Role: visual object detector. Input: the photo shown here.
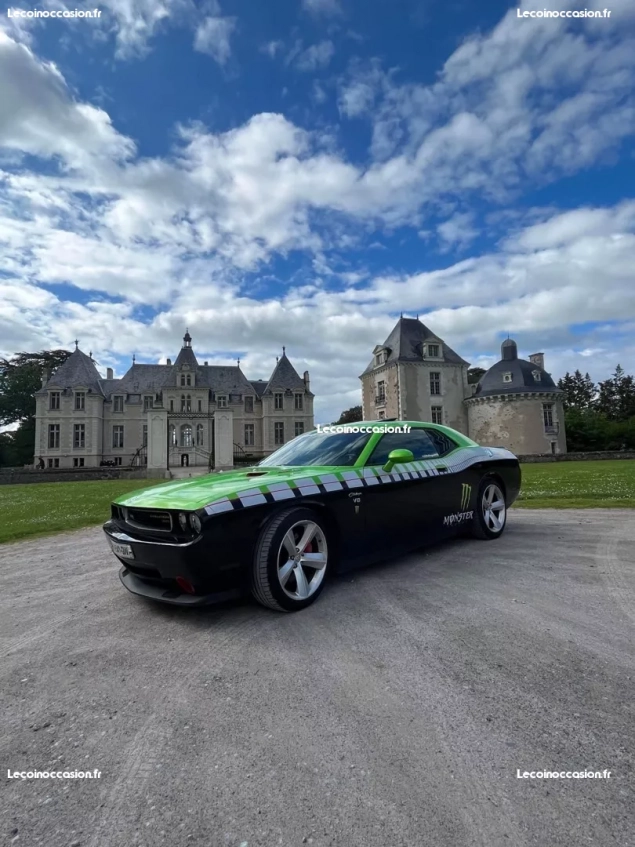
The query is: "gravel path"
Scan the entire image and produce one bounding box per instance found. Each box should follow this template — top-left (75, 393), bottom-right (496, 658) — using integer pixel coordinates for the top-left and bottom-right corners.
top-left (1, 510), bottom-right (634, 847)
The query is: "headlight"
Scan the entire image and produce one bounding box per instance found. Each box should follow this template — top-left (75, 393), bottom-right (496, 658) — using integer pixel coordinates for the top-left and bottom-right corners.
top-left (178, 512), bottom-right (188, 531)
top-left (190, 513), bottom-right (202, 533)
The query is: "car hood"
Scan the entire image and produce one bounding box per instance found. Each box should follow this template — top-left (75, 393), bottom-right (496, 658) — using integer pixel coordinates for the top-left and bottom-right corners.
top-left (115, 466), bottom-right (346, 511)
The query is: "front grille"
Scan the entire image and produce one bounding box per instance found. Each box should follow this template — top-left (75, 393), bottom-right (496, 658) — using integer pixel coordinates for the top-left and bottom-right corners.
top-left (124, 508), bottom-right (173, 533)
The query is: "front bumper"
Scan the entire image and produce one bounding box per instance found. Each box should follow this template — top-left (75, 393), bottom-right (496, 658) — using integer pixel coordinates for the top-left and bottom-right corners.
top-left (103, 520), bottom-right (245, 602)
top-left (119, 567), bottom-right (239, 606)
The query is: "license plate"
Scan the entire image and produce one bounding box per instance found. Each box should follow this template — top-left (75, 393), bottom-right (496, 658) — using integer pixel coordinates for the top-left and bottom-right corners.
top-left (109, 539), bottom-right (134, 560)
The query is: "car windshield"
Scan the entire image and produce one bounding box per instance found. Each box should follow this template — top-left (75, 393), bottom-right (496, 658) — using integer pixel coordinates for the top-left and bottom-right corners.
top-left (258, 431), bottom-right (371, 467)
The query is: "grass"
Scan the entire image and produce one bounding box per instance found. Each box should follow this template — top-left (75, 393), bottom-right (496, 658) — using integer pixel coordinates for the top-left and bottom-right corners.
top-left (515, 459), bottom-right (635, 509)
top-left (0, 478), bottom-right (164, 544)
top-left (0, 459), bottom-right (633, 544)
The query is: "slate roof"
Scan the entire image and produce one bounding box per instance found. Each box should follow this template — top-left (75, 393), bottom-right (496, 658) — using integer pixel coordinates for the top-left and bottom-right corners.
top-left (474, 340), bottom-right (562, 398)
top-left (39, 348), bottom-right (103, 395)
top-left (38, 334), bottom-right (310, 400)
top-left (361, 316), bottom-right (469, 375)
top-left (263, 352), bottom-right (310, 394)
top-left (250, 380), bottom-right (269, 397)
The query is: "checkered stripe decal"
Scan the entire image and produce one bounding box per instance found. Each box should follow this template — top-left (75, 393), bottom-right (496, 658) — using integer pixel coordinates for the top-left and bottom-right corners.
top-left (203, 447), bottom-right (505, 515)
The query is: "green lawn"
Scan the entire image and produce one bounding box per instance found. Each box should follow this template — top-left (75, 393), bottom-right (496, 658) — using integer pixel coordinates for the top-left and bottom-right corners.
top-left (0, 479), bottom-right (164, 544)
top-left (515, 459), bottom-right (635, 509)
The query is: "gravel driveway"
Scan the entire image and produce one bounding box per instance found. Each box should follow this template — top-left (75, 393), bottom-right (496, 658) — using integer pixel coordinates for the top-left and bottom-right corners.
top-left (1, 510), bottom-right (634, 847)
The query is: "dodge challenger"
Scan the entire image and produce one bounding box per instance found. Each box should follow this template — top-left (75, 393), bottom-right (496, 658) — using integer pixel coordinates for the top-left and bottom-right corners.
top-left (103, 421), bottom-right (521, 612)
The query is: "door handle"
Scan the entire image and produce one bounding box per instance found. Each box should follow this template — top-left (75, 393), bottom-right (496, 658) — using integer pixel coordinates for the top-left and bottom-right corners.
top-left (435, 465), bottom-right (448, 473)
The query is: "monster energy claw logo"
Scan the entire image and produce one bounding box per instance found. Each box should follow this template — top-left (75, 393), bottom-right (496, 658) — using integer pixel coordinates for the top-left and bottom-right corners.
top-left (443, 483), bottom-right (474, 527)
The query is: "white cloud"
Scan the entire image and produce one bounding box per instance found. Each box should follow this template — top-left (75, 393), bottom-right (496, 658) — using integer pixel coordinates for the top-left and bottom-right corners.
top-left (261, 39), bottom-right (283, 58)
top-left (194, 12), bottom-right (237, 65)
top-left (0, 32), bottom-right (135, 166)
top-left (294, 40), bottom-right (335, 72)
top-left (302, 0), bottom-right (342, 17)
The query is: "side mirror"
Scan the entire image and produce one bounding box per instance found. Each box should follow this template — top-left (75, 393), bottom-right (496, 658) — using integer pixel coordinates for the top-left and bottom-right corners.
top-left (383, 448), bottom-right (414, 473)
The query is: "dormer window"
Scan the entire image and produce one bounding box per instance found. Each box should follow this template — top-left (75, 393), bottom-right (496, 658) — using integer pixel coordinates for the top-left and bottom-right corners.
top-left (532, 370), bottom-right (542, 382)
top-left (217, 395), bottom-right (227, 408)
top-left (427, 344), bottom-right (440, 358)
top-left (375, 350), bottom-right (387, 367)
top-left (503, 372), bottom-right (513, 383)
top-left (180, 373), bottom-right (192, 387)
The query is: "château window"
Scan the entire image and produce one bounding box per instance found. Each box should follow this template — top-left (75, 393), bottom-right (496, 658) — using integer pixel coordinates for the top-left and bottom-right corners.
top-left (244, 423), bottom-right (255, 446)
top-left (294, 394), bottom-right (303, 410)
top-left (245, 396), bottom-right (254, 413)
top-left (112, 425), bottom-right (124, 449)
top-left (532, 370), bottom-right (542, 382)
top-left (427, 344), bottom-right (440, 358)
top-left (274, 393), bottom-right (284, 410)
top-left (73, 423), bottom-right (85, 448)
top-left (181, 425), bottom-right (193, 447)
top-left (50, 392), bottom-right (60, 410)
top-left (543, 403), bottom-right (555, 430)
top-left (429, 372), bottom-right (441, 396)
top-left (48, 458), bottom-right (60, 468)
top-left (198, 399), bottom-right (202, 412)
top-left (375, 351), bottom-right (387, 366)
top-left (143, 396), bottom-right (153, 411)
top-left (75, 392), bottom-right (86, 411)
top-left (169, 425), bottom-right (177, 446)
top-left (294, 421), bottom-right (305, 437)
top-left (113, 395), bottom-right (124, 412)
top-left (143, 425), bottom-right (148, 446)
top-left (196, 424), bottom-right (204, 446)
top-left (73, 457), bottom-right (85, 468)
top-left (503, 372), bottom-right (513, 383)
top-left (48, 424), bottom-right (60, 449)
top-left (376, 380), bottom-right (386, 403)
top-left (431, 406), bottom-right (443, 424)
top-left (217, 395), bottom-right (227, 408)
top-left (274, 422), bottom-right (284, 445)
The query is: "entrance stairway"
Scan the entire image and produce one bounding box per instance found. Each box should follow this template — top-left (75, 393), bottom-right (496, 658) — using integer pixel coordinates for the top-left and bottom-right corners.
top-left (169, 467), bottom-right (211, 480)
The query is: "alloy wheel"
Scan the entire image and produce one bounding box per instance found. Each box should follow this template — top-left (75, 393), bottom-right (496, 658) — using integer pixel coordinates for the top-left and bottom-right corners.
top-left (482, 483), bottom-right (506, 533)
top-left (277, 520), bottom-right (328, 600)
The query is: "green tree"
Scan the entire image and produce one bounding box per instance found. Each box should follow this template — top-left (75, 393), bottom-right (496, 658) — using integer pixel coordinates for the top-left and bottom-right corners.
top-left (596, 365), bottom-right (635, 421)
top-left (0, 431), bottom-right (18, 467)
top-left (557, 370), bottom-right (596, 411)
top-left (467, 367), bottom-right (486, 385)
top-left (334, 405), bottom-right (363, 424)
top-left (0, 349), bottom-right (71, 426)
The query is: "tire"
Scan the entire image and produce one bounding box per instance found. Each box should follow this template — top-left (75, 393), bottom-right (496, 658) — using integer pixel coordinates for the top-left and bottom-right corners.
top-left (470, 477), bottom-right (507, 540)
top-left (251, 507), bottom-right (330, 612)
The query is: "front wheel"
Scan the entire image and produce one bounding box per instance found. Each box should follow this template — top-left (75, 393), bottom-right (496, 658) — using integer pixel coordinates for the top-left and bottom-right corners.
top-left (470, 478), bottom-right (507, 540)
top-left (251, 507), bottom-right (330, 612)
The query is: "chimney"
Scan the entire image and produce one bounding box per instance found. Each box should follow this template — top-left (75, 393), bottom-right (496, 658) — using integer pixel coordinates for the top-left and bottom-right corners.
top-left (166, 358), bottom-right (172, 366)
top-left (204, 361), bottom-right (208, 366)
top-left (303, 370), bottom-right (310, 391)
top-left (529, 353), bottom-right (544, 370)
top-left (41, 369), bottom-right (50, 387)
top-left (106, 367), bottom-right (113, 380)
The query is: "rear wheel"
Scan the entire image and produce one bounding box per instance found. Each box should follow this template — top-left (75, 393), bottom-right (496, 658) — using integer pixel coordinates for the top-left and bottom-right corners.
top-left (251, 507), bottom-right (330, 612)
top-left (470, 478), bottom-right (507, 540)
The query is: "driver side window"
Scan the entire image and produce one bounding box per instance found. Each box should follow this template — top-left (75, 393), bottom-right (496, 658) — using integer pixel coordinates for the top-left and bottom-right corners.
top-left (367, 430), bottom-right (439, 466)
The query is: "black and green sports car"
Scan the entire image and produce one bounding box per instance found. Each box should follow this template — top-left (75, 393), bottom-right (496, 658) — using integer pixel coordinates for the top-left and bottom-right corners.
top-left (103, 421), bottom-right (520, 612)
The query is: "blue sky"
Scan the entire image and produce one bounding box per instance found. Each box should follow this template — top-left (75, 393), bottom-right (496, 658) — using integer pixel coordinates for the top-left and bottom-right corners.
top-left (1, 0), bottom-right (635, 422)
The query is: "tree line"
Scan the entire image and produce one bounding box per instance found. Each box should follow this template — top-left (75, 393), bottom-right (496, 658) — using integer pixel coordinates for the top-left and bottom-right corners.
top-left (557, 366), bottom-right (635, 451)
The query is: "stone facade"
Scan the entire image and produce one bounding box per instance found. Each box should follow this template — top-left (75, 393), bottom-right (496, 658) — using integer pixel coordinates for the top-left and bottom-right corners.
top-left (360, 317), bottom-right (567, 455)
top-left (34, 331), bottom-right (314, 470)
